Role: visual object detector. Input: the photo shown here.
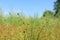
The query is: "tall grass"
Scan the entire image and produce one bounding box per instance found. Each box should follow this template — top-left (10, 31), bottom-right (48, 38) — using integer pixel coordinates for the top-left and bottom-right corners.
top-left (0, 10), bottom-right (60, 40)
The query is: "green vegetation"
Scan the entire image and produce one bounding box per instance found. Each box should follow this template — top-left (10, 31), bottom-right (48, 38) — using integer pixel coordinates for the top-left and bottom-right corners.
top-left (0, 0), bottom-right (60, 40)
top-left (54, 0), bottom-right (60, 17)
top-left (0, 9), bottom-right (60, 40)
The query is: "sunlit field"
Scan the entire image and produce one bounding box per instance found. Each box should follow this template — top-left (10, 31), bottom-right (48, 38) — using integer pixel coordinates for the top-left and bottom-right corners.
top-left (0, 11), bottom-right (60, 40)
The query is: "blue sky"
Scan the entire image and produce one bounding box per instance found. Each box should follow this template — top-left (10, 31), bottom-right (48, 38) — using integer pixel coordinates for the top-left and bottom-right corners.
top-left (0, 0), bottom-right (56, 17)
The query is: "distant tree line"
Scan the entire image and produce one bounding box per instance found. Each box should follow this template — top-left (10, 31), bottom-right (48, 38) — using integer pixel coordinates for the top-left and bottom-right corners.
top-left (43, 0), bottom-right (60, 18)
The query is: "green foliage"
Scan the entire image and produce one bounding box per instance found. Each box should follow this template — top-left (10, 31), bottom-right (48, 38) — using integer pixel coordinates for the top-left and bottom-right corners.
top-left (0, 9), bottom-right (60, 40)
top-left (43, 10), bottom-right (54, 18)
top-left (54, 11), bottom-right (60, 18)
top-left (54, 0), bottom-right (60, 16)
